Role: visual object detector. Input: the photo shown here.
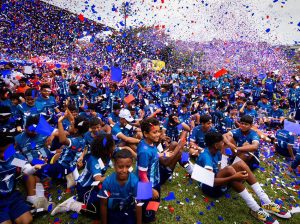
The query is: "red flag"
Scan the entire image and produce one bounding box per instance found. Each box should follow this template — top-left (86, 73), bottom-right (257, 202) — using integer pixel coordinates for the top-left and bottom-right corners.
top-left (213, 68), bottom-right (228, 78)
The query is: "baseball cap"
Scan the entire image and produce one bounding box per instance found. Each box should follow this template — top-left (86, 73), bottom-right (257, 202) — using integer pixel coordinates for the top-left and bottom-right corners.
top-left (119, 109), bottom-right (134, 122)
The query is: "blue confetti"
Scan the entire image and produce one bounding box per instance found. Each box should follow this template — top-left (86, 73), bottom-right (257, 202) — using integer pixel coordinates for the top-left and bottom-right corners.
top-left (266, 28), bottom-right (271, 33)
top-left (70, 212), bottom-right (79, 219)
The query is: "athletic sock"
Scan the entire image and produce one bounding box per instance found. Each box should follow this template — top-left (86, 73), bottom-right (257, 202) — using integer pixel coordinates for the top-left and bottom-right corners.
top-left (238, 189), bottom-right (261, 212)
top-left (251, 182), bottom-right (272, 205)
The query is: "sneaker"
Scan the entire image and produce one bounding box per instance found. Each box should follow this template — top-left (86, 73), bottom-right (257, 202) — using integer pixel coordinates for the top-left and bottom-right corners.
top-left (66, 173), bottom-right (76, 188)
top-left (51, 197), bottom-right (75, 216)
top-left (262, 202), bottom-right (291, 219)
top-left (250, 208), bottom-right (279, 224)
top-left (51, 197), bottom-right (83, 216)
top-left (33, 197), bottom-right (55, 212)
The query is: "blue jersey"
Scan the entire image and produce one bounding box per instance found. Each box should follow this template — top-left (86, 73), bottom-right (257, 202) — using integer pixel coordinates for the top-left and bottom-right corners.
top-left (257, 101), bottom-right (272, 113)
top-left (264, 78), bottom-right (275, 92)
top-left (111, 122), bottom-right (134, 144)
top-left (98, 172), bottom-right (138, 212)
top-left (36, 96), bottom-right (57, 114)
top-left (15, 132), bottom-right (50, 162)
top-left (275, 129), bottom-right (295, 150)
top-left (230, 129), bottom-right (260, 147)
top-left (196, 148), bottom-right (221, 174)
top-left (269, 109), bottom-right (284, 118)
top-left (58, 136), bottom-right (86, 170)
top-left (163, 118), bottom-right (180, 141)
top-left (108, 112), bottom-right (120, 124)
top-left (229, 129), bottom-right (260, 156)
top-left (77, 155), bottom-right (107, 187)
top-left (136, 140), bottom-right (160, 187)
top-left (244, 109), bottom-right (258, 118)
top-left (0, 151), bottom-right (28, 196)
top-left (190, 125), bottom-right (216, 148)
top-left (16, 103), bottom-right (39, 126)
top-left (224, 116), bottom-right (236, 130)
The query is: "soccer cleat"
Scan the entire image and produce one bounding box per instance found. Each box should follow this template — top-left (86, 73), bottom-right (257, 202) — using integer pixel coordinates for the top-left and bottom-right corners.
top-left (250, 208), bottom-right (279, 224)
top-left (262, 202), bottom-right (291, 219)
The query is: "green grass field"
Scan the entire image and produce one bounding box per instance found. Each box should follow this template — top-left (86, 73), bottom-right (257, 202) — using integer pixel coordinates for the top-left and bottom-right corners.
top-left (26, 148), bottom-right (300, 224)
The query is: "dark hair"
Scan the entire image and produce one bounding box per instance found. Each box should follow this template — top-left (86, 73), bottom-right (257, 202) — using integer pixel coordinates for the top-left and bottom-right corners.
top-left (200, 114), bottom-right (212, 124)
top-left (168, 113), bottom-right (178, 125)
top-left (11, 93), bottom-right (20, 101)
top-left (74, 116), bottom-right (89, 134)
top-left (0, 105), bottom-right (11, 114)
top-left (89, 117), bottom-right (101, 127)
top-left (24, 88), bottom-right (38, 98)
top-left (113, 149), bottom-right (133, 162)
top-left (70, 84), bottom-right (79, 93)
top-left (25, 115), bottom-right (39, 128)
top-left (205, 132), bottom-right (224, 147)
top-left (19, 77), bottom-right (27, 83)
top-left (68, 104), bottom-right (78, 112)
top-left (91, 133), bottom-right (115, 163)
top-left (0, 129), bottom-right (16, 147)
top-left (113, 103), bottom-right (121, 110)
top-left (141, 117), bottom-right (160, 135)
top-left (240, 115), bottom-right (253, 125)
top-left (40, 84), bottom-right (51, 89)
top-left (87, 103), bottom-right (97, 111)
top-left (246, 101), bottom-right (255, 106)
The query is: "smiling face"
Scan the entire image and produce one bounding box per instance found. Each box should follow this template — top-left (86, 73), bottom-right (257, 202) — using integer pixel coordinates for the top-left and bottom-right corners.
top-left (115, 158), bottom-right (133, 182)
top-left (41, 88), bottom-right (51, 99)
top-left (143, 125), bottom-right (161, 143)
top-left (25, 96), bottom-right (36, 107)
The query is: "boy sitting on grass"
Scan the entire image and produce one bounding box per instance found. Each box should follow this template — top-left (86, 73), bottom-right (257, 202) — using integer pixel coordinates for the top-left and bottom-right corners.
top-left (196, 131), bottom-right (291, 224)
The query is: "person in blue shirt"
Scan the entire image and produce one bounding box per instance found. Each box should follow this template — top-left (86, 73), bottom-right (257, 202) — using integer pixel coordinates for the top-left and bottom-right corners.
top-left (136, 117), bottom-right (161, 223)
top-left (223, 105), bottom-right (239, 132)
top-left (108, 103), bottom-right (121, 126)
top-left (266, 102), bottom-right (285, 129)
top-left (0, 128), bottom-right (47, 224)
top-left (79, 103), bottom-right (101, 121)
top-left (16, 88), bottom-right (39, 127)
top-left (189, 115), bottom-right (216, 157)
top-left (37, 112), bottom-right (89, 188)
top-left (195, 132), bottom-right (289, 223)
top-left (68, 84), bottom-right (82, 109)
top-left (51, 133), bottom-right (115, 217)
top-left (240, 101), bottom-right (258, 119)
top-left (263, 72), bottom-right (276, 100)
top-left (257, 95), bottom-right (272, 125)
top-left (275, 123), bottom-right (296, 159)
top-left (223, 115), bottom-right (260, 170)
top-left (99, 149), bottom-right (142, 224)
top-left (111, 109), bottom-right (140, 150)
top-left (162, 113), bottom-right (190, 142)
top-left (0, 105), bottom-right (22, 133)
top-left (35, 84), bottom-right (59, 118)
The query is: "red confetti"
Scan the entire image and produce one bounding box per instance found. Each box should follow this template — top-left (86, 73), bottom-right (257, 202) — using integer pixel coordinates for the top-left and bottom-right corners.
top-left (78, 14), bottom-right (84, 22)
top-left (204, 197), bottom-right (210, 203)
top-left (213, 68), bottom-right (228, 78)
top-left (81, 204), bottom-right (87, 210)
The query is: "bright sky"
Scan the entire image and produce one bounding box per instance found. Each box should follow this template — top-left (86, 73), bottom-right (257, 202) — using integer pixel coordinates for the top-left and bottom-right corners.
top-left (43, 0), bottom-right (300, 45)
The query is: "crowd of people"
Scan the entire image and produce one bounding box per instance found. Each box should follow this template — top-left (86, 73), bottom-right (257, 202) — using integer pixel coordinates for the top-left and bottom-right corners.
top-left (0, 1), bottom-right (300, 224)
top-left (0, 61), bottom-right (299, 224)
